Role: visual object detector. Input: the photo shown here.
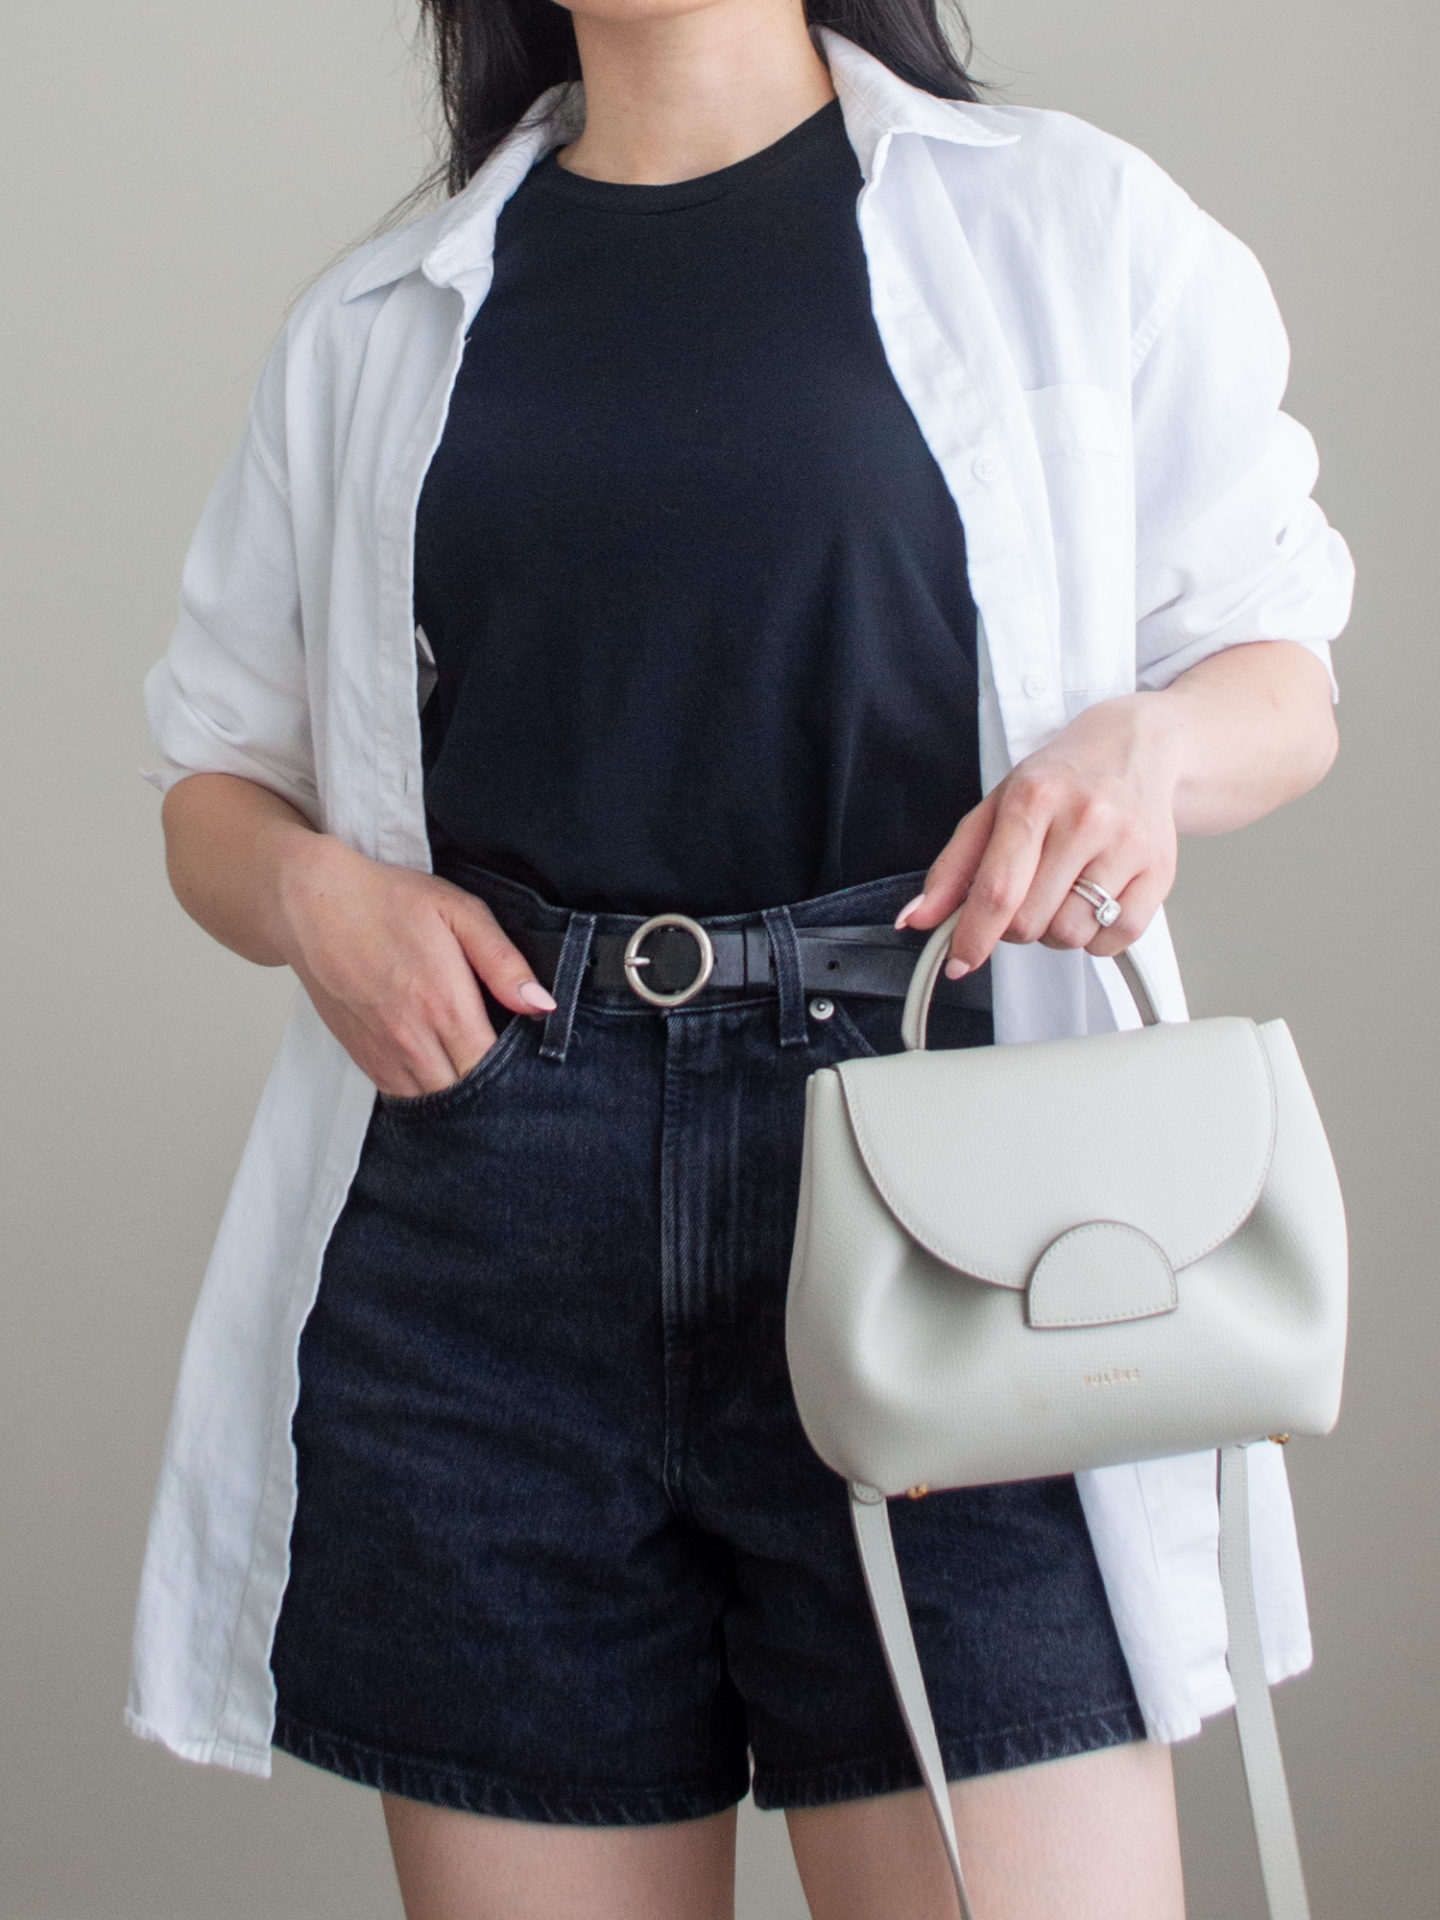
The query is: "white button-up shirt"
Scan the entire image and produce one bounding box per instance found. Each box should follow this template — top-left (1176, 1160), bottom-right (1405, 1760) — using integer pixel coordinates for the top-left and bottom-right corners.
top-left (129, 28), bottom-right (1355, 1772)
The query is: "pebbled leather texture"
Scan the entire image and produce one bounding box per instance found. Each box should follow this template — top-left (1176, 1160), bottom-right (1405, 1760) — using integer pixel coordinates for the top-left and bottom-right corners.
top-left (1026, 1220), bottom-right (1177, 1328)
top-left (835, 1014), bottom-right (1276, 1287)
top-left (785, 920), bottom-right (1348, 1503)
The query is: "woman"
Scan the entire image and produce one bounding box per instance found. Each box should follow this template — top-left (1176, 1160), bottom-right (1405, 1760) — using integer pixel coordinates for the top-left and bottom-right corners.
top-left (129, 0), bottom-right (1353, 1913)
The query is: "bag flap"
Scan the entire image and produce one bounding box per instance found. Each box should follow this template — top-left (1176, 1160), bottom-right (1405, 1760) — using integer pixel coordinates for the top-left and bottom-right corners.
top-left (834, 1016), bottom-right (1276, 1288)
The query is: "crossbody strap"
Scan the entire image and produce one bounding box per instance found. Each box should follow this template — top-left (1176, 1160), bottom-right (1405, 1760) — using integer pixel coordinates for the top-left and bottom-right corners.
top-left (849, 1445), bottom-right (1311, 1920)
top-left (1216, 1445), bottom-right (1312, 1919)
top-left (850, 1485), bottom-right (979, 1919)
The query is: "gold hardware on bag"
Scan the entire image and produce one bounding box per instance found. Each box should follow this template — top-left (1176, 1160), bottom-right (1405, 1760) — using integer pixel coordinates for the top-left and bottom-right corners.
top-left (905, 1485), bottom-right (930, 1499)
top-left (1267, 1433), bottom-right (1291, 1445)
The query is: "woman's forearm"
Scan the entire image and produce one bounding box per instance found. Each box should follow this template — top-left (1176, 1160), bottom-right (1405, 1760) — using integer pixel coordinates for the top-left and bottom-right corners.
top-left (1130, 638), bottom-right (1338, 835)
top-left (159, 772), bottom-right (328, 967)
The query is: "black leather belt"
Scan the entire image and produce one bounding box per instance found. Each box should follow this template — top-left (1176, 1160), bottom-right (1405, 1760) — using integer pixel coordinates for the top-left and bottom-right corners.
top-left (506, 918), bottom-right (991, 1011)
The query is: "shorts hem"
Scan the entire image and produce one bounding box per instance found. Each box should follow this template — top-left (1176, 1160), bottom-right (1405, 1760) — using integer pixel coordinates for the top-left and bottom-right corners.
top-left (751, 1701), bottom-right (1148, 1811)
top-left (272, 1710), bottom-right (750, 1827)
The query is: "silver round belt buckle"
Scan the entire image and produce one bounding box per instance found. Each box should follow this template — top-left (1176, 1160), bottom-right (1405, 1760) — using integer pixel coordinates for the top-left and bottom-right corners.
top-left (622, 912), bottom-right (716, 1008)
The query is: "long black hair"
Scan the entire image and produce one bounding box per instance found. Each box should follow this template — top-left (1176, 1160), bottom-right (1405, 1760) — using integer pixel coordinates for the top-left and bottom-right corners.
top-left (417, 0), bottom-right (983, 195)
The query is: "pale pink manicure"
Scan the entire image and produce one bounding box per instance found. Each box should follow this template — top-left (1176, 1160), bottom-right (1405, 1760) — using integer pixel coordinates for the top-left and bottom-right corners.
top-left (944, 957), bottom-right (971, 980)
top-left (894, 892), bottom-right (928, 930)
top-left (518, 980), bottom-right (558, 1012)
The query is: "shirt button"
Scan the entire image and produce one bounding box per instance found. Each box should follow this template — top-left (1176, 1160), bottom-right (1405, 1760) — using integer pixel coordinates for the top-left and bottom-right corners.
top-left (886, 277), bottom-right (909, 302)
top-left (972, 453), bottom-right (1001, 484)
top-left (1022, 672), bottom-right (1049, 699)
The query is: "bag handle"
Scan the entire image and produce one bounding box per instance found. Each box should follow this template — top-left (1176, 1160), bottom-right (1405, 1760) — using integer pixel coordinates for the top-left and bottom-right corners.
top-left (900, 906), bottom-right (1163, 1050)
top-left (851, 1446), bottom-right (1311, 1920)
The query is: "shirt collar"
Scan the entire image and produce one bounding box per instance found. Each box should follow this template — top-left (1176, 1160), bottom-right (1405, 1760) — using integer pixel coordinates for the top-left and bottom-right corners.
top-left (341, 28), bottom-right (1016, 303)
top-left (815, 26), bottom-right (1018, 175)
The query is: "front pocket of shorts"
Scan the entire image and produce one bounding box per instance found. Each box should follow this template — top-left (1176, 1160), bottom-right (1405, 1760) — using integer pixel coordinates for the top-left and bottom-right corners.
top-left (825, 998), bottom-right (890, 1061)
top-left (376, 1011), bottom-right (531, 1121)
top-left (828, 994), bottom-right (992, 1061)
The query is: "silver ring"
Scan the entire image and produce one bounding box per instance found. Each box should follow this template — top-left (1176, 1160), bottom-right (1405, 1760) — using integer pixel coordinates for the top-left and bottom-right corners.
top-left (1070, 877), bottom-right (1123, 929)
top-left (622, 913), bottom-right (716, 1007)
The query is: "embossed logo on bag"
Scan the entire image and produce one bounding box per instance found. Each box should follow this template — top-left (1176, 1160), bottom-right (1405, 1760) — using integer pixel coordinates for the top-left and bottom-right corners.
top-left (1082, 1366), bottom-right (1141, 1387)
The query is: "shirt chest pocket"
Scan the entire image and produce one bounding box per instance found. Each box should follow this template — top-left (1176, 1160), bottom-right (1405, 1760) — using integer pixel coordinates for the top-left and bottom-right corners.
top-left (1022, 384), bottom-right (1136, 692)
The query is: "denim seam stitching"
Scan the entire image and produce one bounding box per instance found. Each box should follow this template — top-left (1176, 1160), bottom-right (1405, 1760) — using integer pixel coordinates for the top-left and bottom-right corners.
top-left (272, 1709), bottom-right (749, 1822)
top-left (376, 1011), bottom-right (531, 1119)
top-left (751, 1700), bottom-right (1147, 1807)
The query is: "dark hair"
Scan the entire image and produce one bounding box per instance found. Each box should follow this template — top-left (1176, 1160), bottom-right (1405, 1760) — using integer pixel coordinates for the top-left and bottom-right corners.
top-left (416, 0), bottom-right (983, 195)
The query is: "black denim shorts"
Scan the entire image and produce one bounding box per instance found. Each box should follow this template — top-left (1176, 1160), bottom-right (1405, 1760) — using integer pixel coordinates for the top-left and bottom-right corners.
top-left (269, 865), bottom-right (1145, 1823)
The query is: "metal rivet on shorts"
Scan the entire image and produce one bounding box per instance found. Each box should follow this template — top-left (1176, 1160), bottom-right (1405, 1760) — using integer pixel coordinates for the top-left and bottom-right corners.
top-left (808, 997), bottom-right (834, 1020)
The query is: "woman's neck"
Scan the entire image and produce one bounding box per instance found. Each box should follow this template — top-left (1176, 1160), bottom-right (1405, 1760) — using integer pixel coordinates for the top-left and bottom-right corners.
top-left (555, 0), bottom-right (835, 185)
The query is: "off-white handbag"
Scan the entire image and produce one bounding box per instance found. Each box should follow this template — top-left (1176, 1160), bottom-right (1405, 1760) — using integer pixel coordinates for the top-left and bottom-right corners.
top-left (785, 907), bottom-right (1347, 1920)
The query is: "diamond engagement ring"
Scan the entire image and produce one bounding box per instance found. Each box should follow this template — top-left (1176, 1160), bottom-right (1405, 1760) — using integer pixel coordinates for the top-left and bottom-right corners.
top-left (1070, 877), bottom-right (1123, 928)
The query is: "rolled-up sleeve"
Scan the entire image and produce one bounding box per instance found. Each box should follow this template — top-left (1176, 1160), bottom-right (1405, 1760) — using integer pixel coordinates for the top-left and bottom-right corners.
top-left (140, 331), bottom-right (319, 822)
top-left (1131, 206), bottom-right (1355, 698)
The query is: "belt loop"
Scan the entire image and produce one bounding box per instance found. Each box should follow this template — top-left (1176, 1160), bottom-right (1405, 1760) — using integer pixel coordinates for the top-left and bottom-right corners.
top-left (538, 912), bottom-right (596, 1064)
top-left (762, 905), bottom-right (808, 1048)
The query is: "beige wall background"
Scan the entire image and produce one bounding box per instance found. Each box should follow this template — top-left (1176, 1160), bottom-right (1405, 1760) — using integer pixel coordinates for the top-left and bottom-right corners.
top-left (2, 0), bottom-right (1433, 1913)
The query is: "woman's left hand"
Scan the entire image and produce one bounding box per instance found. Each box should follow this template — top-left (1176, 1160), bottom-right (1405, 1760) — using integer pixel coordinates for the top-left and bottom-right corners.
top-left (895, 641), bottom-right (1339, 977)
top-left (896, 694), bottom-right (1180, 974)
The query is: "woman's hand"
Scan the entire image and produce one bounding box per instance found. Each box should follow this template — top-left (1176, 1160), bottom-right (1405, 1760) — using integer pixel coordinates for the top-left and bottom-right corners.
top-left (274, 837), bottom-right (556, 1097)
top-left (159, 773), bottom-right (556, 1098)
top-left (895, 640), bottom-right (1338, 976)
top-left (896, 695), bottom-right (1181, 973)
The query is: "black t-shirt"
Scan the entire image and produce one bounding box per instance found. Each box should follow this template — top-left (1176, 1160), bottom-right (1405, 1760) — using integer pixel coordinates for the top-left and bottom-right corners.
top-left (414, 95), bottom-right (982, 916)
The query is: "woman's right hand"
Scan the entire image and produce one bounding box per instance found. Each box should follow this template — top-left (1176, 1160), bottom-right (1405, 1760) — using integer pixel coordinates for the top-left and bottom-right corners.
top-left (158, 772), bottom-right (556, 1099)
top-left (274, 834), bottom-right (556, 1098)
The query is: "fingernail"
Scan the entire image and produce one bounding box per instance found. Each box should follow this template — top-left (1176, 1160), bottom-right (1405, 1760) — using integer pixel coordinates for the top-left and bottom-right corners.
top-left (944, 957), bottom-right (970, 980)
top-left (894, 892), bottom-right (928, 930)
top-left (518, 980), bottom-right (557, 1012)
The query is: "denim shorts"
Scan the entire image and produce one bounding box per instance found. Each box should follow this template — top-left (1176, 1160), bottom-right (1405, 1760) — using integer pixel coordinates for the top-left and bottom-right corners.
top-left (269, 865), bottom-right (1146, 1823)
